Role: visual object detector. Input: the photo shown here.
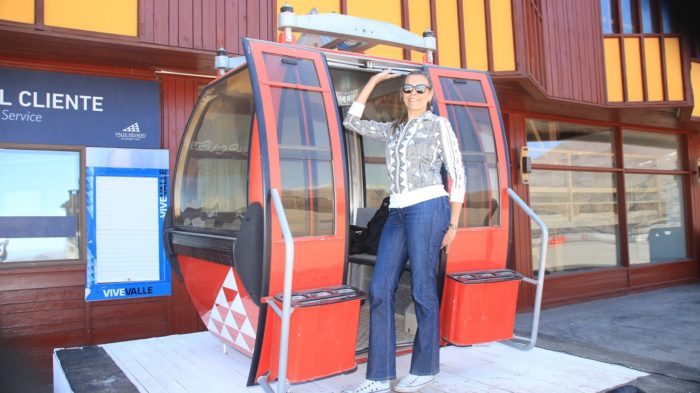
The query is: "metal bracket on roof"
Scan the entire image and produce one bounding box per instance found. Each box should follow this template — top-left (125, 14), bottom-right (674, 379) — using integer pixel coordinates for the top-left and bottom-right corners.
top-left (278, 4), bottom-right (436, 62)
top-left (215, 49), bottom-right (246, 76)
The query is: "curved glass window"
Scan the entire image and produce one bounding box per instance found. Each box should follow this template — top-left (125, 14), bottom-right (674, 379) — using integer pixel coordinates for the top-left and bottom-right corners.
top-left (273, 87), bottom-right (334, 237)
top-left (174, 69), bottom-right (253, 232)
top-left (439, 77), bottom-right (486, 103)
top-left (444, 103), bottom-right (500, 227)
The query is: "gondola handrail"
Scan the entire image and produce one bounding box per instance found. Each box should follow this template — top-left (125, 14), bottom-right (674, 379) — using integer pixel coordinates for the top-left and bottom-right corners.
top-left (259, 189), bottom-right (295, 393)
top-left (506, 187), bottom-right (548, 351)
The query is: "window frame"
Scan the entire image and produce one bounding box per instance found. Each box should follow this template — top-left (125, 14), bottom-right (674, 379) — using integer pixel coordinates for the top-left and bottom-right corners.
top-left (525, 115), bottom-right (692, 274)
top-left (600, 0), bottom-right (684, 102)
top-left (0, 143), bottom-right (86, 268)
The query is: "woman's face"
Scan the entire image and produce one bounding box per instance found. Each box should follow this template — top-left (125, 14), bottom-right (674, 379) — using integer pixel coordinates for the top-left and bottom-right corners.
top-left (401, 74), bottom-right (434, 114)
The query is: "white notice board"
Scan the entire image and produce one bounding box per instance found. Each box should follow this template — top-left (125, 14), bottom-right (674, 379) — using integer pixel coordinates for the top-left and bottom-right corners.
top-left (95, 176), bottom-right (159, 283)
top-left (85, 147), bottom-right (170, 302)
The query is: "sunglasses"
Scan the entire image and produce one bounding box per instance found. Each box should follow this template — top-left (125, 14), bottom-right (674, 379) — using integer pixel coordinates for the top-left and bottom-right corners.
top-left (402, 84), bottom-right (430, 94)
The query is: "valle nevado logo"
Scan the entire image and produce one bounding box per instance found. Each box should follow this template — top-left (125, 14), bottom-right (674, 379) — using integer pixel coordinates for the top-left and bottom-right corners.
top-left (115, 122), bottom-right (147, 141)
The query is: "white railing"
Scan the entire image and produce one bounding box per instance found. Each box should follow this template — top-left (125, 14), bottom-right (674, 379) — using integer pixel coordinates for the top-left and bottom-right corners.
top-left (506, 187), bottom-right (548, 350)
top-left (258, 189), bottom-right (295, 393)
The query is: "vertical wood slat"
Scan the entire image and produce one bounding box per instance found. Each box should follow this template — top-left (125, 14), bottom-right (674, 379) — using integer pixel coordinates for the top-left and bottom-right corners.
top-left (201, 0), bottom-right (216, 50)
top-left (192, 0), bottom-right (202, 49)
top-left (178, 0), bottom-right (193, 47)
top-left (402, 0), bottom-right (412, 61)
top-left (484, 0), bottom-right (494, 72)
top-left (153, 0), bottom-right (169, 45)
top-left (139, 0), bottom-right (154, 42)
top-left (215, 0), bottom-right (225, 51)
top-left (581, 0), bottom-right (593, 102)
top-left (247, 1), bottom-right (260, 45)
top-left (568, 1), bottom-right (581, 101)
top-left (168, 0), bottom-right (178, 46)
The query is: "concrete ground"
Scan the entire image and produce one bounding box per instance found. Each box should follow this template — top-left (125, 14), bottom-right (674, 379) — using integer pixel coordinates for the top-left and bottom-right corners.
top-left (514, 282), bottom-right (700, 393)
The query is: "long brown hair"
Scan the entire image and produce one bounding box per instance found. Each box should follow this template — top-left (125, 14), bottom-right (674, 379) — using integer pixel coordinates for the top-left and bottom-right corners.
top-left (392, 70), bottom-right (434, 131)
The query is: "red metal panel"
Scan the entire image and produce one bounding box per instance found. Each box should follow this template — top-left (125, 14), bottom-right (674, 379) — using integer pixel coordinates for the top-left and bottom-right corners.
top-left (244, 39), bottom-right (349, 381)
top-left (426, 67), bottom-right (511, 273)
top-left (246, 41), bottom-right (347, 294)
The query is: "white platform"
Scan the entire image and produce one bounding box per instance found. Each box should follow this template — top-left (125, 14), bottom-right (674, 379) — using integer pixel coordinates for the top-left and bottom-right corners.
top-left (55, 332), bottom-right (647, 392)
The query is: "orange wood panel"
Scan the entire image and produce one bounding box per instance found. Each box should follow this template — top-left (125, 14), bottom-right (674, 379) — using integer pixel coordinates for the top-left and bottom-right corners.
top-left (624, 37), bottom-right (644, 102)
top-left (664, 37), bottom-right (684, 101)
top-left (490, 0), bottom-right (515, 71)
top-left (692, 61), bottom-right (700, 118)
top-left (604, 37), bottom-right (624, 102)
top-left (408, 0), bottom-right (432, 62)
top-left (643, 37), bottom-right (664, 101)
top-left (463, 0), bottom-right (488, 71)
top-left (0, 0), bottom-right (34, 23)
top-left (44, 0), bottom-right (137, 36)
top-left (435, 0), bottom-right (461, 68)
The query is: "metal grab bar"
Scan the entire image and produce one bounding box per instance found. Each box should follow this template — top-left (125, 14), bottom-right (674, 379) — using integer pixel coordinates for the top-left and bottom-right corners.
top-left (258, 189), bottom-right (295, 393)
top-left (505, 187), bottom-right (548, 351)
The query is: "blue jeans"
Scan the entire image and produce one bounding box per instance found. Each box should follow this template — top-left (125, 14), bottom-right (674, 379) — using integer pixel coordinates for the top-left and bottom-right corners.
top-left (366, 196), bottom-right (449, 381)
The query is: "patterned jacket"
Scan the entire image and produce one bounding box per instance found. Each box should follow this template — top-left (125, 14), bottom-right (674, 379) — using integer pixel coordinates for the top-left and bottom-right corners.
top-left (344, 102), bottom-right (466, 208)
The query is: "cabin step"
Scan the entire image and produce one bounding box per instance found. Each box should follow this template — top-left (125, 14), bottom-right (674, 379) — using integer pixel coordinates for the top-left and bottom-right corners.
top-left (268, 285), bottom-right (365, 383)
top-left (441, 269), bottom-right (522, 346)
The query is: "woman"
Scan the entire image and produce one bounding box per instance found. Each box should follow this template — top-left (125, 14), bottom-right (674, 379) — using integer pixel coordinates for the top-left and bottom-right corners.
top-left (343, 69), bottom-right (466, 393)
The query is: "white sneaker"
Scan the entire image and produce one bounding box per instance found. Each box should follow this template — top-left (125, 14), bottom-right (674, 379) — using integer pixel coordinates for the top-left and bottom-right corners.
top-left (393, 374), bottom-right (434, 392)
top-left (343, 379), bottom-right (390, 393)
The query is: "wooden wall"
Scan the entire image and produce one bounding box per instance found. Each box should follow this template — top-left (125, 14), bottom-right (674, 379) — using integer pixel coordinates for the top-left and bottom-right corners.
top-left (540, 0), bottom-right (606, 104)
top-left (139, 0), bottom-right (275, 54)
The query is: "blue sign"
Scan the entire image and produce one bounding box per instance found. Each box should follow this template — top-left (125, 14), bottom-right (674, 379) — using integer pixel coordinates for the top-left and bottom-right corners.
top-left (0, 67), bottom-right (160, 148)
top-left (85, 148), bottom-right (171, 301)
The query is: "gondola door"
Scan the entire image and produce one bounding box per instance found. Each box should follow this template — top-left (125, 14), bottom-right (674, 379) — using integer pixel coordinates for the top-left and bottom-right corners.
top-left (425, 66), bottom-right (510, 273)
top-left (243, 39), bottom-right (348, 383)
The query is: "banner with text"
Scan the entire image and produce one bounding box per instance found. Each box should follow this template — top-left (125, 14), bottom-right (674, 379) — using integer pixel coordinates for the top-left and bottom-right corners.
top-left (0, 67), bottom-right (160, 148)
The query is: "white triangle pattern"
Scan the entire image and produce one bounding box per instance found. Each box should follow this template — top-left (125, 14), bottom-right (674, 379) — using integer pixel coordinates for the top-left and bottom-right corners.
top-left (235, 332), bottom-right (251, 351)
top-left (223, 269), bottom-right (238, 290)
top-left (205, 267), bottom-right (257, 356)
top-left (215, 289), bottom-right (228, 307)
top-left (231, 293), bottom-right (245, 314)
top-left (224, 308), bottom-right (239, 330)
